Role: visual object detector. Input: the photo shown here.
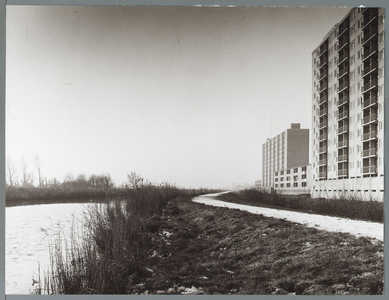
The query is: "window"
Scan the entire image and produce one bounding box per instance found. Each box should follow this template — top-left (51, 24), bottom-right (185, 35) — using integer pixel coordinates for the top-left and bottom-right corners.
top-left (350, 24), bottom-right (356, 35)
top-left (293, 182), bottom-right (298, 187)
top-left (379, 67), bottom-right (384, 78)
top-left (302, 166), bottom-right (307, 172)
top-left (350, 54), bottom-right (356, 65)
top-left (293, 168), bottom-right (298, 173)
top-left (287, 169), bottom-right (291, 174)
top-left (357, 64), bottom-right (363, 75)
top-left (379, 85), bottom-right (384, 96)
top-left (302, 182), bottom-right (307, 187)
top-left (357, 49), bottom-right (363, 60)
top-left (358, 18), bottom-right (363, 28)
top-left (280, 183), bottom-right (284, 188)
top-left (357, 33), bottom-right (363, 44)
top-left (280, 170), bottom-right (284, 175)
top-left (280, 177), bottom-right (284, 182)
top-left (287, 183), bottom-right (291, 187)
top-left (350, 39), bottom-right (355, 49)
top-left (378, 49), bottom-right (384, 61)
top-left (275, 184), bottom-right (278, 188)
top-left (275, 171), bottom-right (278, 176)
top-left (286, 176), bottom-right (290, 181)
top-left (380, 13), bottom-right (385, 25)
top-left (350, 84), bottom-right (356, 94)
top-left (379, 32), bottom-right (384, 43)
top-left (275, 178), bottom-right (278, 182)
top-left (351, 10), bottom-right (356, 20)
top-left (302, 174), bottom-right (307, 179)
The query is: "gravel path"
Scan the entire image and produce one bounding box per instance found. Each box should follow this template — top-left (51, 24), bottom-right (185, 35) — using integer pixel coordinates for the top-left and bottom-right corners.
top-left (193, 192), bottom-right (383, 241)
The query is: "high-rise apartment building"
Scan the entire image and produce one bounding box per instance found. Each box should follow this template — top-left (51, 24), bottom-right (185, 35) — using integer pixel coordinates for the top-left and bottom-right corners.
top-left (262, 123), bottom-right (309, 188)
top-left (312, 7), bottom-right (385, 199)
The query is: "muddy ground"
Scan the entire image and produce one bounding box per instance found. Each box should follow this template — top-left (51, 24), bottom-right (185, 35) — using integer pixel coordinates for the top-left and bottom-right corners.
top-left (129, 197), bottom-right (383, 295)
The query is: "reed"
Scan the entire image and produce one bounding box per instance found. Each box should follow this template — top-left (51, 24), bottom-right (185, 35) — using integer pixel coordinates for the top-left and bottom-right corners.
top-left (43, 184), bottom-right (218, 294)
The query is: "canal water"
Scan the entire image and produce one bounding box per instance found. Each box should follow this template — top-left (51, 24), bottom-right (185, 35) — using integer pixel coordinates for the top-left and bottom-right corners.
top-left (5, 202), bottom-right (96, 294)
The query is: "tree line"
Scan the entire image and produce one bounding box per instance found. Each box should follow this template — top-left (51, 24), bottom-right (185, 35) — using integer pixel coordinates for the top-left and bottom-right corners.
top-left (6, 154), bottom-right (114, 190)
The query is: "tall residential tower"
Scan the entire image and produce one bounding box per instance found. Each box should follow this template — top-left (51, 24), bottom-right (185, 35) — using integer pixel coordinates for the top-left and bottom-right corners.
top-left (312, 7), bottom-right (385, 199)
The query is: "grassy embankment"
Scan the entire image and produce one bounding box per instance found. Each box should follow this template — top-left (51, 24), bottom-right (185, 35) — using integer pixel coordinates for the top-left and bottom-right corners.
top-left (216, 189), bottom-right (383, 223)
top-left (40, 189), bottom-right (383, 295)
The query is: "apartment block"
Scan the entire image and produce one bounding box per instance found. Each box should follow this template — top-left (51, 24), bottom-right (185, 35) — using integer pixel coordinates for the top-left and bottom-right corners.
top-left (262, 123), bottom-right (309, 188)
top-left (274, 164), bottom-right (312, 195)
top-left (312, 7), bottom-right (385, 199)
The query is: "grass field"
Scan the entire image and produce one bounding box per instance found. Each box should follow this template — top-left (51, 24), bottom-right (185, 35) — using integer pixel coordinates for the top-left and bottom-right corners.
top-left (123, 197), bottom-right (383, 295)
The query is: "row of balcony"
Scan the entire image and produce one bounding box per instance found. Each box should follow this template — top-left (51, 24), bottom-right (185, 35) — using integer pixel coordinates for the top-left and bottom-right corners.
top-left (317, 166), bottom-right (377, 178)
top-left (362, 11), bottom-right (377, 29)
top-left (319, 81), bottom-right (328, 92)
top-left (338, 81), bottom-right (349, 93)
top-left (319, 119), bottom-right (327, 129)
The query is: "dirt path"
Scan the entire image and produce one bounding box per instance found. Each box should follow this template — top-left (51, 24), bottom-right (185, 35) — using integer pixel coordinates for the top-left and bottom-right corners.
top-left (193, 192), bottom-right (383, 241)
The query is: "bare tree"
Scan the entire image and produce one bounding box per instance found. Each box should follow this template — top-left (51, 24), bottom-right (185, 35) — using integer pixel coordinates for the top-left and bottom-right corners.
top-left (6, 156), bottom-right (17, 187)
top-left (127, 172), bottom-right (143, 189)
top-left (20, 156), bottom-right (33, 187)
top-left (32, 153), bottom-right (44, 188)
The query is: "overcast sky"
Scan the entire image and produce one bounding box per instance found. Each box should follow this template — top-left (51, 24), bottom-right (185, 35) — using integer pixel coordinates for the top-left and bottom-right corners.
top-left (6, 5), bottom-right (351, 188)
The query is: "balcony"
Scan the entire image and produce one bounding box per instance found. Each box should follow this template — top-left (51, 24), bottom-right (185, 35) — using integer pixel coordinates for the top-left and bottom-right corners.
top-left (318, 158), bottom-right (327, 166)
top-left (338, 36), bottom-right (349, 50)
top-left (318, 172), bottom-right (327, 179)
top-left (338, 67), bottom-right (348, 79)
top-left (362, 165), bottom-right (377, 174)
top-left (319, 119), bottom-right (328, 129)
top-left (362, 148), bottom-right (377, 158)
top-left (338, 52), bottom-right (349, 65)
top-left (319, 107), bottom-right (328, 116)
top-left (362, 14), bottom-right (377, 29)
top-left (337, 110), bottom-right (349, 121)
top-left (362, 113), bottom-right (377, 125)
top-left (318, 146), bottom-right (327, 154)
top-left (319, 44), bottom-right (327, 57)
top-left (362, 31), bottom-right (377, 45)
top-left (319, 57), bottom-right (328, 69)
top-left (338, 81), bottom-right (349, 93)
top-left (337, 140), bottom-right (348, 148)
top-left (319, 94), bottom-right (328, 105)
top-left (337, 124), bottom-right (349, 134)
top-left (362, 79), bottom-right (378, 93)
top-left (362, 130), bottom-right (377, 141)
top-left (336, 154), bottom-right (348, 162)
top-left (319, 70), bottom-right (328, 80)
top-left (362, 96), bottom-right (377, 109)
top-left (319, 132), bottom-right (327, 141)
top-left (337, 169), bottom-right (348, 177)
top-left (338, 95), bottom-right (349, 107)
top-left (319, 81), bottom-right (328, 93)
top-left (362, 62), bottom-right (378, 77)
top-left (362, 45), bottom-right (378, 62)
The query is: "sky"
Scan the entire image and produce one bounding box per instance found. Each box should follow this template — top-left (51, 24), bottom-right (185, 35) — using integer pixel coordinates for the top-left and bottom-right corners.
top-left (6, 5), bottom-right (351, 189)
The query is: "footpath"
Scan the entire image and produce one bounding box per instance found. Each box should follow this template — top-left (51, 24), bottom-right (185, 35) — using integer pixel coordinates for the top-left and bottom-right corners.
top-left (193, 192), bottom-right (383, 241)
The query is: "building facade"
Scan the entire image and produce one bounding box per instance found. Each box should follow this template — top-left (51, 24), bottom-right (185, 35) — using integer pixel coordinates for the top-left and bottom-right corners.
top-left (262, 123), bottom-right (309, 188)
top-left (311, 7), bottom-right (385, 200)
top-left (274, 164), bottom-right (312, 195)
